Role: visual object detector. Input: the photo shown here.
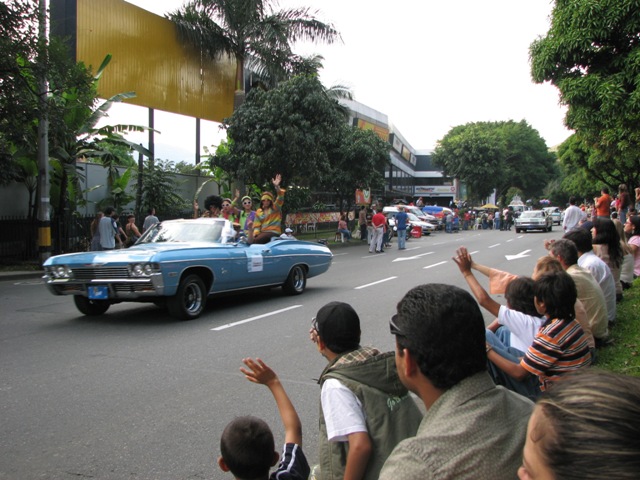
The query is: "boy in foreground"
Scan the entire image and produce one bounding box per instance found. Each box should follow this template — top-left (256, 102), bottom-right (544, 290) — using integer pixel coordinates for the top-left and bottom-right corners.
top-left (218, 358), bottom-right (309, 480)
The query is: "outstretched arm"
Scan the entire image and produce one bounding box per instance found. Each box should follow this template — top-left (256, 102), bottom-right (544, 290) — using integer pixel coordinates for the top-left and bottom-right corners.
top-left (470, 259), bottom-right (492, 278)
top-left (486, 345), bottom-right (529, 381)
top-left (240, 358), bottom-right (302, 446)
top-left (453, 247), bottom-right (501, 317)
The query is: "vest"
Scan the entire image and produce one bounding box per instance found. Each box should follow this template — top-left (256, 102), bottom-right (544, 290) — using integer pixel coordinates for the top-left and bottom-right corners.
top-left (317, 348), bottom-right (423, 480)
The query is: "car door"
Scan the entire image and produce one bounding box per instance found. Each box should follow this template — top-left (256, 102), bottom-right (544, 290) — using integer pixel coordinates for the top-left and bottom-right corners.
top-left (220, 241), bottom-right (280, 290)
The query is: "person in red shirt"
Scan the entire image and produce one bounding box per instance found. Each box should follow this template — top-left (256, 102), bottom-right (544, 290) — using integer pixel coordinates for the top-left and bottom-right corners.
top-left (369, 208), bottom-right (387, 253)
top-left (594, 187), bottom-right (612, 218)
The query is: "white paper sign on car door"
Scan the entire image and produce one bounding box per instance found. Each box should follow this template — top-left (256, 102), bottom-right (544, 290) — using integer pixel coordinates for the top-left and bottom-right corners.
top-left (248, 253), bottom-right (263, 272)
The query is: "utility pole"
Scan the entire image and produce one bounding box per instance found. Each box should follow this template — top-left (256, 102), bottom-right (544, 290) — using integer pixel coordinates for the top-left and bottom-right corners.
top-left (37, 0), bottom-right (51, 264)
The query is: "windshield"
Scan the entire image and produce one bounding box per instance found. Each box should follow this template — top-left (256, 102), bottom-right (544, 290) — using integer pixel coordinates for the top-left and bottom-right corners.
top-left (137, 219), bottom-right (235, 244)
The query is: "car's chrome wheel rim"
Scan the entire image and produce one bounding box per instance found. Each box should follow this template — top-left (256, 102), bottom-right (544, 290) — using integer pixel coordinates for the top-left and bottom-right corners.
top-left (184, 283), bottom-right (203, 314)
top-left (292, 267), bottom-right (304, 291)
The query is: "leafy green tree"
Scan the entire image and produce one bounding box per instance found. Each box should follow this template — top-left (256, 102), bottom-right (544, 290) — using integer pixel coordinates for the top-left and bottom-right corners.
top-left (168, 0), bottom-right (339, 108)
top-left (433, 123), bottom-right (507, 201)
top-left (219, 74), bottom-right (346, 187)
top-left (433, 121), bottom-right (557, 204)
top-left (324, 127), bottom-right (389, 213)
top-left (0, 0), bottom-right (39, 185)
top-left (135, 159), bottom-right (190, 217)
top-left (530, 0), bottom-right (640, 191)
top-left (498, 121), bottom-right (557, 201)
top-left (556, 134), bottom-right (601, 199)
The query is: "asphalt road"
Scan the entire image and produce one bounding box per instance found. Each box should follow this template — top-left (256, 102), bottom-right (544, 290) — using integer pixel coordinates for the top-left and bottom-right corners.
top-left (0, 227), bottom-right (564, 479)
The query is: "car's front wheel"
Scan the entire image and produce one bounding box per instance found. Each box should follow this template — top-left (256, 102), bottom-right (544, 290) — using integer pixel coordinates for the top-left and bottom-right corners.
top-left (283, 265), bottom-right (306, 295)
top-left (168, 274), bottom-right (207, 320)
top-left (74, 295), bottom-right (110, 316)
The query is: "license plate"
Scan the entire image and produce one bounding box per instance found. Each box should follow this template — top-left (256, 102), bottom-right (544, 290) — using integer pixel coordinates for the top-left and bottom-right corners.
top-left (88, 286), bottom-right (109, 299)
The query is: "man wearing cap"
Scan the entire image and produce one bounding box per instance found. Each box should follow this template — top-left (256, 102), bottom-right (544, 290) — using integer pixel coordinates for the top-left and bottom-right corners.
top-left (379, 284), bottom-right (532, 480)
top-left (253, 174), bottom-right (285, 244)
top-left (310, 302), bottom-right (422, 480)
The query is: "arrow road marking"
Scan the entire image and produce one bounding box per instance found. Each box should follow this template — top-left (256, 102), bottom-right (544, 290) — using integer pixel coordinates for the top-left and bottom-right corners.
top-left (393, 252), bottom-right (434, 262)
top-left (505, 249), bottom-right (531, 261)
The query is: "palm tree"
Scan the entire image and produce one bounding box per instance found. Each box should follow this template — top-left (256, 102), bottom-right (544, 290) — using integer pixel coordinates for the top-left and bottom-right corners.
top-left (168, 0), bottom-right (340, 109)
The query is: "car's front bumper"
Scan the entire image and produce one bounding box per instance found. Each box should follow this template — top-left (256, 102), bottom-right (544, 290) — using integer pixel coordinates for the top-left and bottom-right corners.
top-left (44, 268), bottom-right (165, 299)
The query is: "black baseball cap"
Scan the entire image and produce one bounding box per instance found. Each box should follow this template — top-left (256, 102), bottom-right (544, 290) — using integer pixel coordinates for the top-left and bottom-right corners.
top-left (315, 301), bottom-right (361, 353)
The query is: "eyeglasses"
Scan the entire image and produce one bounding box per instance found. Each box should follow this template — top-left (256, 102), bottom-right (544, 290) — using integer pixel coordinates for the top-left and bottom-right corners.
top-left (311, 317), bottom-right (318, 331)
top-left (222, 203), bottom-right (230, 208)
top-left (389, 314), bottom-right (405, 336)
top-left (243, 201), bottom-right (252, 205)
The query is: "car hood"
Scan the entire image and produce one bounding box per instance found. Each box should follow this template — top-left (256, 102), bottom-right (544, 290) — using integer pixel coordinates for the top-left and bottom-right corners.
top-left (43, 242), bottom-right (228, 265)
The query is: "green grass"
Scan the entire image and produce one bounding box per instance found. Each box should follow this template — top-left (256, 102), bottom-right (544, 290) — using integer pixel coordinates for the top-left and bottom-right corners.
top-left (596, 279), bottom-right (640, 377)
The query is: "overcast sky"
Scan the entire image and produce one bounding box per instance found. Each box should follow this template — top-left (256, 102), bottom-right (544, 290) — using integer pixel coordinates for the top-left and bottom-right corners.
top-left (116, 0), bottom-right (569, 162)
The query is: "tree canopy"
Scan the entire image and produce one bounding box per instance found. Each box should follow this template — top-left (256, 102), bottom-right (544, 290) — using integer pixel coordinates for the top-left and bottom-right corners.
top-left (530, 0), bottom-right (640, 190)
top-left (218, 74), bottom-right (346, 186)
top-left (432, 120), bottom-right (556, 203)
top-left (215, 74), bottom-right (388, 202)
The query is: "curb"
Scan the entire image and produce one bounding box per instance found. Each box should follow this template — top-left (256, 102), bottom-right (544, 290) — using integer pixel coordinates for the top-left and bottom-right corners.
top-left (0, 271), bottom-right (44, 282)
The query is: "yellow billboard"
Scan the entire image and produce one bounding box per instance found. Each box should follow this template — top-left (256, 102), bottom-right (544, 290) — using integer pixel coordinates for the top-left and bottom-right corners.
top-left (76, 0), bottom-right (235, 122)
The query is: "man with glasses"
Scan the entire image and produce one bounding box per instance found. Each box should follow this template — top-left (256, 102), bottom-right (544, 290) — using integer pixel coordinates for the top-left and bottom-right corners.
top-left (309, 301), bottom-right (422, 480)
top-left (379, 284), bottom-right (532, 480)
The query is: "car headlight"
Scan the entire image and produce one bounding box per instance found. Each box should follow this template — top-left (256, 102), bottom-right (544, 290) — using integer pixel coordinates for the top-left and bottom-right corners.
top-left (129, 263), bottom-right (160, 277)
top-left (46, 265), bottom-right (72, 279)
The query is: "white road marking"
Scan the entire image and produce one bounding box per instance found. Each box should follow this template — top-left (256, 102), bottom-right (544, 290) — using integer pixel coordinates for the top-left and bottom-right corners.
top-left (423, 261), bottom-right (447, 269)
top-left (392, 252), bottom-right (434, 262)
top-left (506, 239), bottom-right (514, 242)
top-left (211, 305), bottom-right (303, 331)
top-left (469, 250), bottom-right (479, 255)
top-left (332, 252), bottom-right (349, 256)
top-left (355, 276), bottom-right (398, 290)
top-left (488, 243), bottom-right (501, 249)
top-left (505, 249), bottom-right (531, 261)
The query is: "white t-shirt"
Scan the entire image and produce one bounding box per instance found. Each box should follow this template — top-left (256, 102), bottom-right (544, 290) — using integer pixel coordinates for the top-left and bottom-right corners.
top-left (562, 205), bottom-right (585, 231)
top-left (498, 305), bottom-right (546, 352)
top-left (321, 379), bottom-right (367, 442)
top-left (578, 251), bottom-right (616, 322)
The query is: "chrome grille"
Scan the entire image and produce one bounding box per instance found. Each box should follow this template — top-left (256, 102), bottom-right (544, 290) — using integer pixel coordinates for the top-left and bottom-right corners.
top-left (71, 266), bottom-right (130, 280)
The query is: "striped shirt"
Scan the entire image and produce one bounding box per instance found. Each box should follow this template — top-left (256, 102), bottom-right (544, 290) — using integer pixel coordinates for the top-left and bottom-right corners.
top-left (253, 188), bottom-right (285, 236)
top-left (521, 317), bottom-right (591, 391)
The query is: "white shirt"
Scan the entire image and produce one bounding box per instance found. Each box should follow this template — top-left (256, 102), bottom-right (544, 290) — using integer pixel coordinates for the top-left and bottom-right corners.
top-left (562, 205), bottom-right (585, 232)
top-left (578, 251), bottom-right (616, 323)
top-left (498, 306), bottom-right (546, 352)
top-left (321, 379), bottom-right (367, 442)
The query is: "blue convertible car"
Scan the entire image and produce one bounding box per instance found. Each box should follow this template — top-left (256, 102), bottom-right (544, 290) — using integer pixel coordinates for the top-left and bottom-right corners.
top-left (43, 218), bottom-right (333, 320)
